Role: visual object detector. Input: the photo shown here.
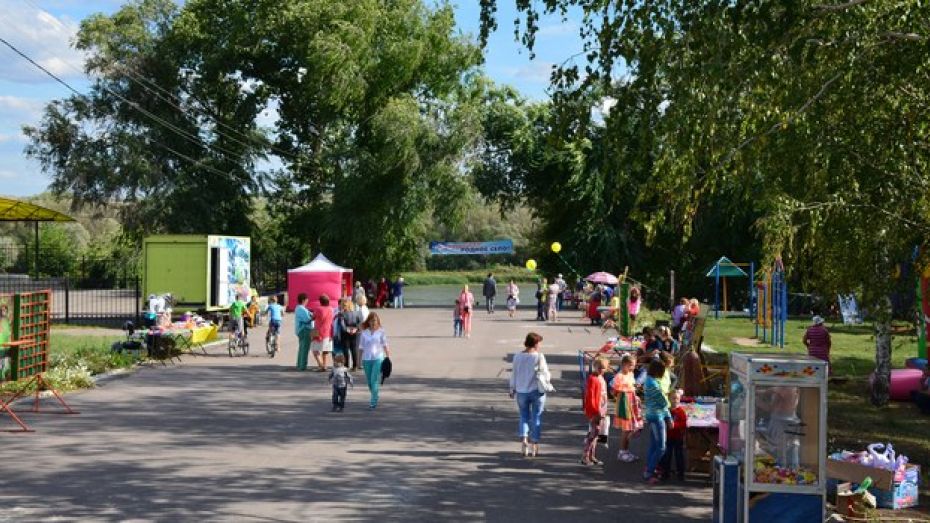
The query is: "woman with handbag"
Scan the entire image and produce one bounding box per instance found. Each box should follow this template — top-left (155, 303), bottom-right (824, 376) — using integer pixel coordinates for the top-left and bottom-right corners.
top-left (359, 312), bottom-right (391, 409)
top-left (458, 285), bottom-right (475, 339)
top-left (509, 332), bottom-right (553, 457)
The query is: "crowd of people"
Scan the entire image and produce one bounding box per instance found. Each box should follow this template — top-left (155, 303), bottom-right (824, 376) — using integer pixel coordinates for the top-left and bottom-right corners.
top-left (350, 277), bottom-right (408, 310)
top-left (508, 293), bottom-right (714, 484)
top-left (288, 289), bottom-right (390, 410)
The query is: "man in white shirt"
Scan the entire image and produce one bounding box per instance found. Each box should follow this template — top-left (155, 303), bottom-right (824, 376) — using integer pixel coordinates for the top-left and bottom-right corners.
top-left (554, 274), bottom-right (567, 311)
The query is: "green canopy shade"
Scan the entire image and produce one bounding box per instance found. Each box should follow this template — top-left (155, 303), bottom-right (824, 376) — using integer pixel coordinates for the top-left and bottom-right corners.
top-left (0, 197), bottom-right (75, 278)
top-left (706, 256), bottom-right (748, 278)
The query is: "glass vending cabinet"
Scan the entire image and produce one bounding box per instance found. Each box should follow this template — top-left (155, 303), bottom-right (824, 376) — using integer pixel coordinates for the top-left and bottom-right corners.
top-left (728, 353), bottom-right (828, 522)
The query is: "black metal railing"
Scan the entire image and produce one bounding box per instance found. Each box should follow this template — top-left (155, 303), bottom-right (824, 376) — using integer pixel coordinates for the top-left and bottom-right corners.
top-left (0, 276), bottom-right (140, 327)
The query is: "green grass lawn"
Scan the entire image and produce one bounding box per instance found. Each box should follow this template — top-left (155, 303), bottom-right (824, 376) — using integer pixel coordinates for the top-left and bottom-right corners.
top-left (403, 265), bottom-right (539, 285)
top-left (26, 332), bottom-right (135, 392)
top-left (699, 316), bottom-right (930, 498)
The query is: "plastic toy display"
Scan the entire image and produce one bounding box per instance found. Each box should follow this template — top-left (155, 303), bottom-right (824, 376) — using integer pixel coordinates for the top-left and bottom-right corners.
top-left (722, 353), bottom-right (828, 522)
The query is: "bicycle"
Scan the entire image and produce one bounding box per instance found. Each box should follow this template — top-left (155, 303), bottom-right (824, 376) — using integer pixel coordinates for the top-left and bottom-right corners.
top-left (265, 321), bottom-right (280, 358)
top-left (228, 325), bottom-right (250, 357)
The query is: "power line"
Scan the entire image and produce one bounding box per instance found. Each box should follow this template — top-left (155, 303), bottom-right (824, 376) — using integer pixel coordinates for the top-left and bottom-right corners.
top-left (0, 11), bottom-right (249, 163)
top-left (111, 62), bottom-right (299, 160)
top-left (0, 35), bottom-right (245, 182)
top-left (14, 0), bottom-right (299, 161)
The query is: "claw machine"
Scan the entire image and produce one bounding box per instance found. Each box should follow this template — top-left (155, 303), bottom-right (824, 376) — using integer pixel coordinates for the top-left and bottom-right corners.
top-left (727, 353), bottom-right (827, 522)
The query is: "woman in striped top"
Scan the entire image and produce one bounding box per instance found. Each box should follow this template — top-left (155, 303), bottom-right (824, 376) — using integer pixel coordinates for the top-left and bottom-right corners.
top-left (802, 316), bottom-right (832, 366)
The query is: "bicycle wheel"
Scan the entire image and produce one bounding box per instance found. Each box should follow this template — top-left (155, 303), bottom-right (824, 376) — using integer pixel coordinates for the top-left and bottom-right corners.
top-left (266, 334), bottom-right (277, 357)
top-left (241, 338), bottom-right (250, 356)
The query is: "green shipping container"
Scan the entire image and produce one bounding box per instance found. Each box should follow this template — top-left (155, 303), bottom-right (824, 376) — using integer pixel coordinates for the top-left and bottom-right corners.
top-left (143, 235), bottom-right (251, 312)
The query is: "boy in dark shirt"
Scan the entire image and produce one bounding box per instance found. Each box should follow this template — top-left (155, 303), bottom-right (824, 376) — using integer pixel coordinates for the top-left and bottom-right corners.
top-left (329, 355), bottom-right (354, 412)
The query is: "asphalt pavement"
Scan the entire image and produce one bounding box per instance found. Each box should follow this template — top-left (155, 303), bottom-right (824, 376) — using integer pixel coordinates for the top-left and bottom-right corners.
top-left (0, 306), bottom-right (712, 522)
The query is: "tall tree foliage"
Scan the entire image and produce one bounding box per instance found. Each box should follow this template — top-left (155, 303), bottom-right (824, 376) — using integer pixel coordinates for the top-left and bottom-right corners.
top-left (482, 0), bottom-right (930, 405)
top-left (24, 0), bottom-right (265, 237)
top-left (173, 0), bottom-right (483, 274)
top-left (24, 0), bottom-right (484, 276)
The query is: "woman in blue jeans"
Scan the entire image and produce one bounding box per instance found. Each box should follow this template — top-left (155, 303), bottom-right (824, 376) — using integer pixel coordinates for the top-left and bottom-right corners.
top-left (642, 358), bottom-right (671, 484)
top-left (509, 332), bottom-right (551, 457)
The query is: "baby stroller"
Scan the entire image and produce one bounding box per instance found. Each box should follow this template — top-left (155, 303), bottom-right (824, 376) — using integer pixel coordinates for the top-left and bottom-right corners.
top-left (111, 321), bottom-right (145, 356)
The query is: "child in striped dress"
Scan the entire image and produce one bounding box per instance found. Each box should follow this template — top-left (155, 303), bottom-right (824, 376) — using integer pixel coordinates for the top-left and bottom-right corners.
top-left (612, 354), bottom-right (643, 462)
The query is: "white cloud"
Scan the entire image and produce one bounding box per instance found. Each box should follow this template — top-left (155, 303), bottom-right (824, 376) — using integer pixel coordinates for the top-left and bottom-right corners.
top-left (0, 95), bottom-right (45, 124)
top-left (500, 62), bottom-right (555, 84)
top-left (0, 4), bottom-right (87, 83)
top-left (0, 133), bottom-right (27, 144)
top-left (256, 98), bottom-right (280, 129)
top-left (537, 20), bottom-right (579, 37)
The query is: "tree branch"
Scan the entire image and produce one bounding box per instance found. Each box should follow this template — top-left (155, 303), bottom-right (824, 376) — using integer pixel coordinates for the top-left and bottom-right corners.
top-left (881, 31), bottom-right (924, 42)
top-left (701, 71), bottom-right (843, 179)
top-left (813, 0), bottom-right (870, 12)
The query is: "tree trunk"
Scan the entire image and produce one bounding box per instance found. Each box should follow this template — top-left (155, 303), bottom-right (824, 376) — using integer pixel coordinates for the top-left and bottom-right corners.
top-left (870, 296), bottom-right (893, 407)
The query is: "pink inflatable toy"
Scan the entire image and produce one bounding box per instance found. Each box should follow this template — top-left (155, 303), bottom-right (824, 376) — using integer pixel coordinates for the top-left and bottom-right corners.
top-left (888, 368), bottom-right (925, 401)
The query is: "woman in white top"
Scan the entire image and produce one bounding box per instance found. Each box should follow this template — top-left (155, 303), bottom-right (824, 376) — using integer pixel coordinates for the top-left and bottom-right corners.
top-left (359, 312), bottom-right (391, 409)
top-left (509, 332), bottom-right (551, 457)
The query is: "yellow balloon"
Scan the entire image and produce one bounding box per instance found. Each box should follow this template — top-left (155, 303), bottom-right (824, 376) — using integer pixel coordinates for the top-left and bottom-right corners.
top-left (551, 242), bottom-right (562, 253)
top-left (526, 259), bottom-right (537, 271)
top-left (923, 264), bottom-right (930, 279)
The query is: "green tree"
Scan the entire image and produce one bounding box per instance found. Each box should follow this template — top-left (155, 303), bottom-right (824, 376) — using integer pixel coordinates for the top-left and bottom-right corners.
top-left (483, 0), bottom-right (930, 405)
top-left (14, 225), bottom-right (80, 278)
top-left (173, 0), bottom-right (484, 276)
top-left (24, 0), bottom-right (265, 238)
top-left (26, 0), bottom-right (486, 278)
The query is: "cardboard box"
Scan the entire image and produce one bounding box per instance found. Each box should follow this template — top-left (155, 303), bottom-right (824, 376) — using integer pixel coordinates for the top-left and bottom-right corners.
top-left (870, 464), bottom-right (920, 510)
top-left (827, 459), bottom-right (894, 491)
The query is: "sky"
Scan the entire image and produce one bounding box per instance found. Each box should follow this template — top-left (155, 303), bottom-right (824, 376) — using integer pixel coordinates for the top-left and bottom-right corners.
top-left (0, 1), bottom-right (585, 197)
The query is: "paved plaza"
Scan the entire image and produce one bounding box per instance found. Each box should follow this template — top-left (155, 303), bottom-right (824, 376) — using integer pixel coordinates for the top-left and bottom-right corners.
top-left (0, 307), bottom-right (712, 521)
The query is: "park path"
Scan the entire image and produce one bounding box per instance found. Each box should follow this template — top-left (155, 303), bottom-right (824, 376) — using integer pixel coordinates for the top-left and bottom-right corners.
top-left (0, 307), bottom-right (711, 522)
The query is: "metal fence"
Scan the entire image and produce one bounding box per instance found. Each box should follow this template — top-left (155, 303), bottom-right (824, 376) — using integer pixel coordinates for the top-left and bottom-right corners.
top-left (0, 276), bottom-right (141, 327)
top-left (0, 242), bottom-right (293, 325)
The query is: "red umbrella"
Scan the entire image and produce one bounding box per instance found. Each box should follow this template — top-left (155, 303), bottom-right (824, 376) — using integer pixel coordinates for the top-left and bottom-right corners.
top-left (585, 271), bottom-right (619, 285)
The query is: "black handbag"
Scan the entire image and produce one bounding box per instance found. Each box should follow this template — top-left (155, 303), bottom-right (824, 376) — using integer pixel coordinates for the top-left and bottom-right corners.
top-left (380, 357), bottom-right (393, 384)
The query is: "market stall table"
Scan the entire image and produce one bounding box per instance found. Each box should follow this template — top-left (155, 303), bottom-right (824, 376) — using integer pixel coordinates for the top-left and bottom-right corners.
top-left (164, 324), bottom-right (219, 353)
top-left (139, 326), bottom-right (216, 362)
top-left (681, 399), bottom-right (721, 477)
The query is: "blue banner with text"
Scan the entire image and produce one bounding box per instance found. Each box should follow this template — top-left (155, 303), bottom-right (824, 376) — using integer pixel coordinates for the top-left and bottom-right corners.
top-left (429, 240), bottom-right (514, 256)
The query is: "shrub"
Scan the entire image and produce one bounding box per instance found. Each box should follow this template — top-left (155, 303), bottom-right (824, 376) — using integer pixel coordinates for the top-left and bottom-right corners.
top-left (45, 362), bottom-right (95, 391)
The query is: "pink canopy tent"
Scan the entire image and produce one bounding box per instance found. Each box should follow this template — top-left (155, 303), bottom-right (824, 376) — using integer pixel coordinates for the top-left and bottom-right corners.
top-left (286, 254), bottom-right (353, 311)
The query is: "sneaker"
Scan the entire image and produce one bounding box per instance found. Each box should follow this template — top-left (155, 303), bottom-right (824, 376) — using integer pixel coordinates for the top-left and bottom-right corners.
top-left (646, 476), bottom-right (661, 485)
top-left (624, 453), bottom-right (639, 462)
top-left (369, 404), bottom-right (377, 409)
top-left (617, 450), bottom-right (629, 461)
